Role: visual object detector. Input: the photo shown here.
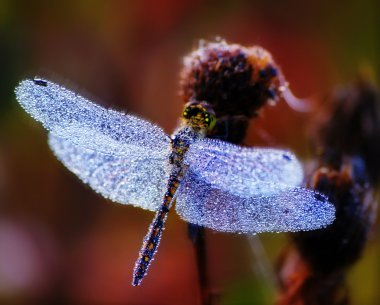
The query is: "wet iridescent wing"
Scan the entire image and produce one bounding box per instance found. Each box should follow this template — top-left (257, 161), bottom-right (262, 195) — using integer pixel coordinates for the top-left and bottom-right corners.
top-left (184, 138), bottom-right (303, 197)
top-left (15, 78), bottom-right (171, 211)
top-left (178, 138), bottom-right (335, 232)
top-left (175, 170), bottom-right (335, 233)
top-left (49, 134), bottom-right (169, 211)
top-left (15, 78), bottom-right (171, 157)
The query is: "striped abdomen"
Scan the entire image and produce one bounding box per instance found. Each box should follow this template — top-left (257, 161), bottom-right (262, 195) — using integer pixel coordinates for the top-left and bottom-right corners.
top-left (132, 129), bottom-right (193, 286)
top-left (132, 170), bottom-right (184, 286)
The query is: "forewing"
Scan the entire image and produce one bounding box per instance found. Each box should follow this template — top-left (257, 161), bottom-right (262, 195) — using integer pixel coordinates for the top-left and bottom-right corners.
top-left (184, 138), bottom-right (303, 197)
top-left (15, 78), bottom-right (170, 157)
top-left (176, 170), bottom-right (335, 233)
top-left (49, 134), bottom-right (170, 211)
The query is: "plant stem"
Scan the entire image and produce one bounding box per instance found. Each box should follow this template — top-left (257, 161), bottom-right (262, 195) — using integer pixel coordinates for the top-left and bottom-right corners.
top-left (188, 223), bottom-right (219, 305)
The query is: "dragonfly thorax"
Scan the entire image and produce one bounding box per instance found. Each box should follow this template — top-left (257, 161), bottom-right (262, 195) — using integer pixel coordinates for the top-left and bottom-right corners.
top-left (182, 101), bottom-right (216, 133)
top-left (170, 127), bottom-right (200, 167)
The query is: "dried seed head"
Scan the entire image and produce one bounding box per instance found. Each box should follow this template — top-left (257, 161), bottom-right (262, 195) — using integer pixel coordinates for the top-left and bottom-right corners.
top-left (276, 77), bottom-right (379, 305)
top-left (294, 78), bottom-right (379, 279)
top-left (315, 77), bottom-right (380, 184)
top-left (294, 160), bottom-right (375, 273)
top-left (180, 39), bottom-right (282, 120)
top-left (294, 76), bottom-right (380, 272)
top-left (179, 39), bottom-right (284, 143)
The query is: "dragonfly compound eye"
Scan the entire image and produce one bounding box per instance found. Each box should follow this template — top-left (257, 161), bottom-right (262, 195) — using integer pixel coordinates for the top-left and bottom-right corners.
top-left (182, 101), bottom-right (216, 131)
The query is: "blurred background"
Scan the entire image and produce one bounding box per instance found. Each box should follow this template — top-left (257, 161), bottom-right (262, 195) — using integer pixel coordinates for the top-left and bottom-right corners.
top-left (0, 1), bottom-right (379, 304)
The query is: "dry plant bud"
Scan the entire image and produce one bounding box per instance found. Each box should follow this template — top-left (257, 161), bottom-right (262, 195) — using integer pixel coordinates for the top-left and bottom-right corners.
top-left (180, 39), bottom-right (282, 143)
top-left (277, 76), bottom-right (380, 305)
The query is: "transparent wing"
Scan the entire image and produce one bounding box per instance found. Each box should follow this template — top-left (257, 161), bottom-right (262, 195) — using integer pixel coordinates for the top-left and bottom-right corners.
top-left (184, 138), bottom-right (303, 197)
top-left (49, 134), bottom-right (170, 211)
top-left (175, 170), bottom-right (335, 233)
top-left (15, 78), bottom-right (170, 157)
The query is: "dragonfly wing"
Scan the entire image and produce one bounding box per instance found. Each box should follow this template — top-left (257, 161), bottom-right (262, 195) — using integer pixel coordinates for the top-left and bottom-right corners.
top-left (49, 134), bottom-right (170, 211)
top-left (15, 78), bottom-right (170, 158)
top-left (184, 138), bottom-right (303, 197)
top-left (175, 170), bottom-right (335, 233)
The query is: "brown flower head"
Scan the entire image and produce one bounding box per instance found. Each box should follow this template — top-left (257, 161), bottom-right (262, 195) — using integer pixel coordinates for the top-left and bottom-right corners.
top-left (179, 39), bottom-right (283, 142)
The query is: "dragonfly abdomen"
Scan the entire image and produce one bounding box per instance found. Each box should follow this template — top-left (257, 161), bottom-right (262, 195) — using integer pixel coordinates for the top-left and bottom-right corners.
top-left (132, 170), bottom-right (184, 286)
top-left (132, 128), bottom-right (199, 286)
top-left (132, 127), bottom-right (208, 285)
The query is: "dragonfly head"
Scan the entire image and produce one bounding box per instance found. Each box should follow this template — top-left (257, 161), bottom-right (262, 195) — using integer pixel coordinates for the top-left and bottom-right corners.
top-left (182, 101), bottom-right (216, 132)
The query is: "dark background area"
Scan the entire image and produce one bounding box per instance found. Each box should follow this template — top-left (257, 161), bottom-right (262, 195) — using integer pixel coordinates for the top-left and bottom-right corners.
top-left (0, 1), bottom-right (379, 304)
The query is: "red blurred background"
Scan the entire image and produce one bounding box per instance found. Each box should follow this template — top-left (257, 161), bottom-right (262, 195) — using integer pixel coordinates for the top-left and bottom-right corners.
top-left (0, 1), bottom-right (379, 304)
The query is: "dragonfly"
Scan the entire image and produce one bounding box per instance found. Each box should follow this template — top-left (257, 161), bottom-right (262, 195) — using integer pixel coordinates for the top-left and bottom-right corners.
top-left (15, 77), bottom-right (335, 286)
